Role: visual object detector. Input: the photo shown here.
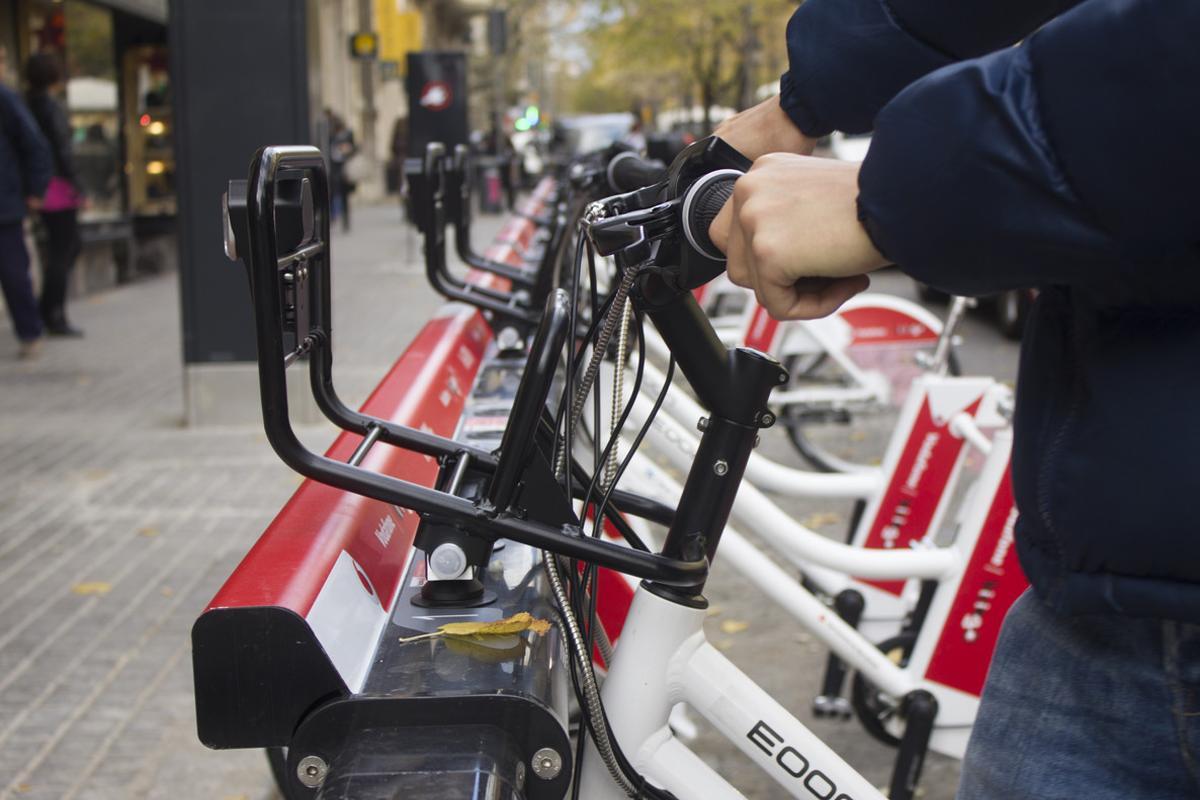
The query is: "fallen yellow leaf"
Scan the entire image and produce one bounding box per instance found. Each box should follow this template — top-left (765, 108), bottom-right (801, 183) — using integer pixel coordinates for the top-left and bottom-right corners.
top-left (399, 611), bottom-right (552, 644)
top-left (72, 582), bottom-right (112, 596)
top-left (14, 784), bottom-right (31, 794)
top-left (439, 612), bottom-right (549, 638)
top-left (719, 619), bottom-right (750, 635)
top-left (802, 512), bottom-right (841, 529)
top-left (138, 527), bottom-right (159, 538)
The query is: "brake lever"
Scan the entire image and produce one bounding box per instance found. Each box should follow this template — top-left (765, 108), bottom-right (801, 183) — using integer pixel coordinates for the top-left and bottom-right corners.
top-left (585, 198), bottom-right (680, 258)
top-left (582, 135), bottom-right (750, 296)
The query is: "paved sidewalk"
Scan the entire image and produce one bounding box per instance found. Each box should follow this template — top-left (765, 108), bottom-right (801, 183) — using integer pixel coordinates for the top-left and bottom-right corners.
top-left (0, 204), bottom-right (484, 800)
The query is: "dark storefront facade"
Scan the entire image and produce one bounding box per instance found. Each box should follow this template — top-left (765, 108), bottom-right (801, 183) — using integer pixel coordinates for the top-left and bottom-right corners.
top-left (1, 0), bottom-right (174, 291)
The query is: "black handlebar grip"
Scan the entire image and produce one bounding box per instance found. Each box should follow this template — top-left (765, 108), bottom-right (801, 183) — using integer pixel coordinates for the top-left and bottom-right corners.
top-left (607, 151), bottom-right (668, 193)
top-left (682, 169), bottom-right (741, 261)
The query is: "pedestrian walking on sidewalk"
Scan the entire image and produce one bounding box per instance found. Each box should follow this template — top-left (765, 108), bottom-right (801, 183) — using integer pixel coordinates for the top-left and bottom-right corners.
top-left (0, 61), bottom-right (52, 359)
top-left (326, 110), bottom-right (358, 233)
top-left (26, 53), bottom-right (85, 337)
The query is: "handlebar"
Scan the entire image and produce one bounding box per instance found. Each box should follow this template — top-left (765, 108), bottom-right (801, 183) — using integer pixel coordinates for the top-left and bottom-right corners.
top-left (680, 169), bottom-right (739, 262)
top-left (606, 151), bottom-right (668, 194)
top-left (586, 136), bottom-right (750, 293)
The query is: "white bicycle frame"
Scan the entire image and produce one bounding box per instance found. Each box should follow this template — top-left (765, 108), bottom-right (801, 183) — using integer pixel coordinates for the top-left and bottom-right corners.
top-left (606, 375), bottom-right (1018, 733)
top-left (603, 356), bottom-right (1010, 642)
top-left (578, 423), bottom-right (1021, 798)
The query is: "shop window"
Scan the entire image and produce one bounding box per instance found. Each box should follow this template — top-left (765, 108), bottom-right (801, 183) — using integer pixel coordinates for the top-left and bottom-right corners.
top-left (123, 43), bottom-right (174, 216)
top-left (64, 1), bottom-right (122, 220)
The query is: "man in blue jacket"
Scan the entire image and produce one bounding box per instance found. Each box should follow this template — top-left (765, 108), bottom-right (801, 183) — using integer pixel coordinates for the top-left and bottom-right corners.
top-left (0, 64), bottom-right (53, 358)
top-left (712, 0), bottom-right (1200, 797)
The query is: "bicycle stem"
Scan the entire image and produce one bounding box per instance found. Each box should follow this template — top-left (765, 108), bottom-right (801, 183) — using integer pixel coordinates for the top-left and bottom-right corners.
top-left (635, 268), bottom-right (788, 601)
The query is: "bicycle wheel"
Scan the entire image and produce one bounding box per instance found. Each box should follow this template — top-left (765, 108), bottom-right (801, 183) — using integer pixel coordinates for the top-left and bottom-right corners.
top-left (849, 632), bottom-right (917, 747)
top-left (780, 346), bottom-right (960, 473)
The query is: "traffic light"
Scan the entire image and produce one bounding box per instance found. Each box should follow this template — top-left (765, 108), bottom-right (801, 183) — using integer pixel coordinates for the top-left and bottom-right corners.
top-left (349, 32), bottom-right (378, 59)
top-left (514, 105), bottom-right (539, 132)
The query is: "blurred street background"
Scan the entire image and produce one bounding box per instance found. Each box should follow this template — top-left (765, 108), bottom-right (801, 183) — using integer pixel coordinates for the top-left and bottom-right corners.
top-left (0, 2), bottom-right (1022, 798)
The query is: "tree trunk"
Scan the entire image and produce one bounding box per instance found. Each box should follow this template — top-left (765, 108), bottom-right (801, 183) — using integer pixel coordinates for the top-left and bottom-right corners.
top-left (736, 4), bottom-right (759, 110)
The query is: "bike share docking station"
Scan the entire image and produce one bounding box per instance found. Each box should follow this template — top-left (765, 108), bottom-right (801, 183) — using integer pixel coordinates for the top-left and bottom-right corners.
top-left (195, 141), bottom-right (713, 798)
top-left (191, 135), bottom-right (1000, 800)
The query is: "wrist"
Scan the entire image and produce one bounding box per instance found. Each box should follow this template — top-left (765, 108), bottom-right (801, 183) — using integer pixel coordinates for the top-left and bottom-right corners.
top-left (714, 96), bottom-right (816, 161)
top-left (854, 197), bottom-right (892, 269)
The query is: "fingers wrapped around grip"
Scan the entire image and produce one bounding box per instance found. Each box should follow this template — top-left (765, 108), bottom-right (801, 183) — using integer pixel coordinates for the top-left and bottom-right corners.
top-left (713, 154), bottom-right (883, 321)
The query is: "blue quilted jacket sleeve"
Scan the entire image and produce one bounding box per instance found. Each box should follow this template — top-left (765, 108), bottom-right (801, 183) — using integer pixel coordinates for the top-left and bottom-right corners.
top-left (856, 0), bottom-right (1200, 293)
top-left (779, 0), bottom-right (1079, 137)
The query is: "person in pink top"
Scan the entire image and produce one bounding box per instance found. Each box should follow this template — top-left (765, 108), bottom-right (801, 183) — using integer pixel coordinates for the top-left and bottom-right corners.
top-left (25, 53), bottom-right (84, 338)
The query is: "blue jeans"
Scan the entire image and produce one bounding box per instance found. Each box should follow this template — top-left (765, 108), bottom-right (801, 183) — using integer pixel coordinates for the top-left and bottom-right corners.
top-left (958, 590), bottom-right (1200, 799)
top-left (0, 221), bottom-right (42, 341)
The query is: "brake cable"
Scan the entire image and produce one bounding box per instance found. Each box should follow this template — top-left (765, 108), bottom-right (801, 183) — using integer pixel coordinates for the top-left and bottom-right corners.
top-left (555, 264), bottom-right (638, 479)
top-left (604, 301), bottom-right (633, 490)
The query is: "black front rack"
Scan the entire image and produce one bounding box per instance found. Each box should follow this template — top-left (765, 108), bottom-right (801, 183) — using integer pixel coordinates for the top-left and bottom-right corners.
top-left (405, 143), bottom-right (541, 326)
top-left (228, 144), bottom-right (704, 588)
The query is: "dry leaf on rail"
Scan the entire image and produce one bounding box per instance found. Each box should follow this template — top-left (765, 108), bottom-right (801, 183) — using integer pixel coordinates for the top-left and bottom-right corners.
top-left (446, 635), bottom-right (529, 663)
top-left (440, 611), bottom-right (551, 638)
top-left (72, 582), bottom-right (112, 596)
top-left (399, 611), bottom-right (552, 644)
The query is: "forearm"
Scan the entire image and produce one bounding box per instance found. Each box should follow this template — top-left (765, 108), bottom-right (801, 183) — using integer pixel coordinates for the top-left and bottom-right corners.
top-left (856, 0), bottom-right (1200, 294)
top-left (780, 0), bottom-right (1075, 137)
